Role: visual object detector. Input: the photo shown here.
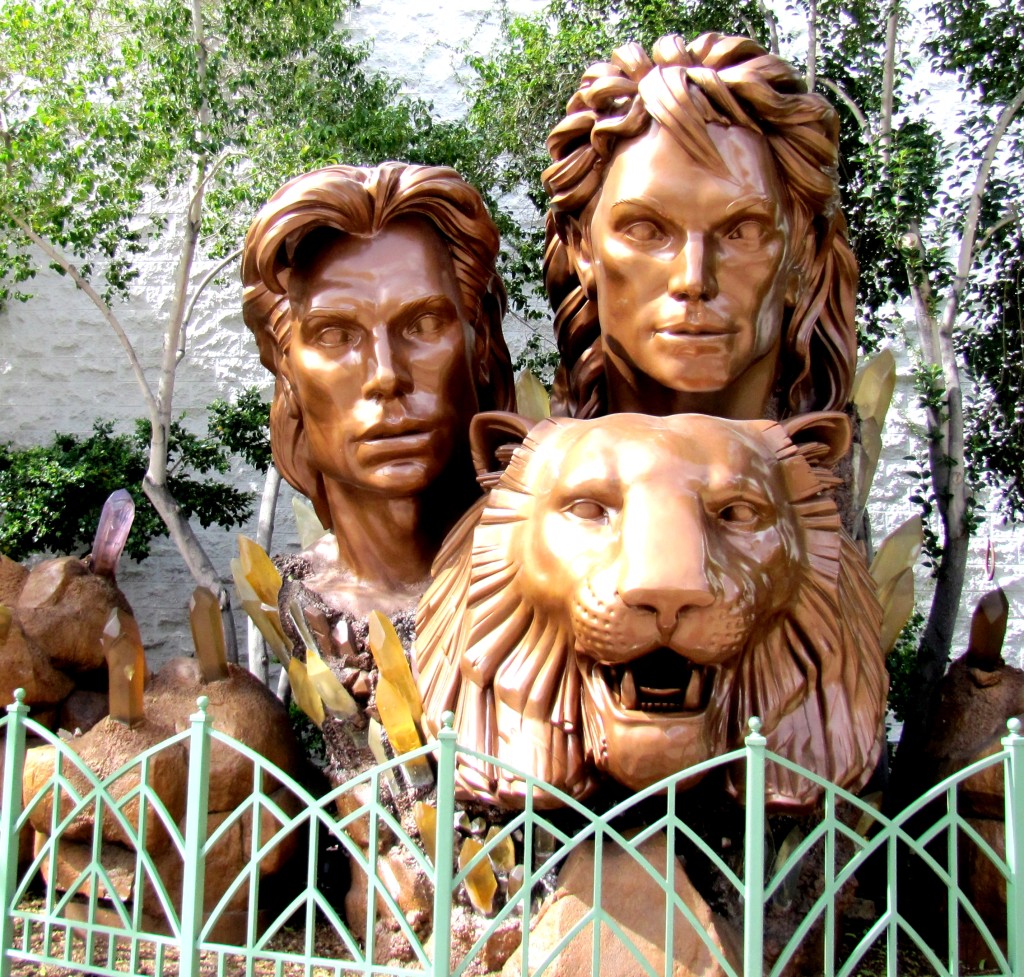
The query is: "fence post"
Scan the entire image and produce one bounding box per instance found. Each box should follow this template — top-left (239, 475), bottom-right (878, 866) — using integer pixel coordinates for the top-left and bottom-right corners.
top-left (179, 697), bottom-right (212, 977)
top-left (1003, 717), bottom-right (1024, 977)
top-left (431, 712), bottom-right (458, 977)
top-left (744, 717), bottom-right (767, 977)
top-left (0, 691), bottom-right (28, 977)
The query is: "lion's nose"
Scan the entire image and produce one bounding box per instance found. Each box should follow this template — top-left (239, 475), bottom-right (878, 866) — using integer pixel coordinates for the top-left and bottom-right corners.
top-left (619, 582), bottom-right (715, 632)
top-left (617, 537), bottom-right (716, 632)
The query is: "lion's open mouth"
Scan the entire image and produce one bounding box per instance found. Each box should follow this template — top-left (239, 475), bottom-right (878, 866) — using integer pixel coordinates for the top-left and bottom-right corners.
top-left (597, 647), bottom-right (713, 714)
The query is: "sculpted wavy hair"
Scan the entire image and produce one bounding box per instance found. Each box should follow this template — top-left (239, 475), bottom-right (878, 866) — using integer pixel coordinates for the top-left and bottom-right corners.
top-left (242, 163), bottom-right (515, 528)
top-left (543, 32), bottom-right (858, 418)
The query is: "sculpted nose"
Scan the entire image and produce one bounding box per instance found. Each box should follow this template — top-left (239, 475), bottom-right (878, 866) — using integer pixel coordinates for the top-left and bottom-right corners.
top-left (618, 505), bottom-right (715, 632)
top-left (361, 329), bottom-right (408, 400)
top-left (669, 234), bottom-right (718, 301)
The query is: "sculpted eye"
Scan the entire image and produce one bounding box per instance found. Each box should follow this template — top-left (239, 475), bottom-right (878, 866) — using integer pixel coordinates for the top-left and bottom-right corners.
top-left (564, 499), bottom-right (610, 524)
top-left (726, 220), bottom-right (771, 247)
top-left (314, 325), bottom-right (358, 349)
top-left (717, 501), bottom-right (764, 527)
top-left (405, 314), bottom-right (448, 340)
top-left (622, 220), bottom-right (666, 245)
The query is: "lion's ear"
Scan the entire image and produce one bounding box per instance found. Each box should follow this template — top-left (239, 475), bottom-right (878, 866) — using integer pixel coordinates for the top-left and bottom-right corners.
top-left (780, 411), bottom-right (851, 468)
top-left (470, 411), bottom-right (538, 490)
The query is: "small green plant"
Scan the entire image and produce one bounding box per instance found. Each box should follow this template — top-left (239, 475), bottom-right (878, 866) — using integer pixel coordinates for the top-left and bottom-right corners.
top-left (513, 331), bottom-right (562, 390)
top-left (208, 386), bottom-right (272, 473)
top-left (886, 611), bottom-right (926, 724)
top-left (288, 699), bottom-right (327, 768)
top-left (0, 389), bottom-right (271, 562)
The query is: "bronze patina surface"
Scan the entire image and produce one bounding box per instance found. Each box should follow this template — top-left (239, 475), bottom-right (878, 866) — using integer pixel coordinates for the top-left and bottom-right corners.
top-left (242, 163), bottom-right (514, 616)
top-left (543, 32), bottom-right (858, 421)
top-left (417, 410), bottom-right (886, 811)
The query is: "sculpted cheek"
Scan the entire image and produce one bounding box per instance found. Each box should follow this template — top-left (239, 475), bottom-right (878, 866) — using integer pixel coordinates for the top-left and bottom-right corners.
top-left (717, 527), bottom-right (797, 609)
top-left (518, 513), bottom-right (604, 615)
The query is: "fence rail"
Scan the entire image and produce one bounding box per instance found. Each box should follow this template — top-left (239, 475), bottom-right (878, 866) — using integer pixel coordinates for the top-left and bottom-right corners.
top-left (1, 689), bottom-right (1021, 977)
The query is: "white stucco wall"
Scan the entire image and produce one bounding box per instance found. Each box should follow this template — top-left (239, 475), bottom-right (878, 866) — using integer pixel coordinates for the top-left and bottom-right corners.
top-left (0, 0), bottom-right (1020, 672)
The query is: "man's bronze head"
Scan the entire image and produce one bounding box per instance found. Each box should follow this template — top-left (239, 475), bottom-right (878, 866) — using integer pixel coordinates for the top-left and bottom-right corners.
top-left (242, 163), bottom-right (514, 529)
top-left (543, 33), bottom-right (858, 419)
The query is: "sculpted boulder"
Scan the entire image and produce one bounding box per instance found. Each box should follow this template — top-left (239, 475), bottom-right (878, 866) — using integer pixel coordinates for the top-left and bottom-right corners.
top-left (17, 555), bottom-right (133, 671)
top-left (0, 554), bottom-right (140, 728)
top-left (416, 411), bottom-right (886, 811)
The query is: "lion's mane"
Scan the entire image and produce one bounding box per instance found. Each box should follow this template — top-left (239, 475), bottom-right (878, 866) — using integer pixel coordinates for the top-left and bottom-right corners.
top-left (415, 414), bottom-right (886, 811)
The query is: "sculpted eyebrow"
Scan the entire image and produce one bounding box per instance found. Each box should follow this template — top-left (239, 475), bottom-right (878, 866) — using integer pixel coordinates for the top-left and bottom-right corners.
top-left (609, 197), bottom-right (659, 213)
top-left (301, 308), bottom-right (360, 328)
top-left (394, 294), bottom-right (459, 321)
top-left (298, 309), bottom-right (361, 339)
top-left (725, 194), bottom-right (776, 217)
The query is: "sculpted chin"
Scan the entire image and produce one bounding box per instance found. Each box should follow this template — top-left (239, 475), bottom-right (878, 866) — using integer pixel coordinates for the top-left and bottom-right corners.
top-left (415, 411), bottom-right (887, 812)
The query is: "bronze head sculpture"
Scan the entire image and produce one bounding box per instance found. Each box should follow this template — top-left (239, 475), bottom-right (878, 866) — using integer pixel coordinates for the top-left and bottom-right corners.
top-left (543, 33), bottom-right (858, 420)
top-left (242, 163), bottom-right (515, 610)
top-left (416, 410), bottom-right (886, 811)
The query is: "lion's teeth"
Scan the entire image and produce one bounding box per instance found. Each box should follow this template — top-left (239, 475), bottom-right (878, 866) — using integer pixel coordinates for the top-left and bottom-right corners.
top-left (620, 670), bottom-right (639, 710)
top-left (683, 668), bottom-right (703, 709)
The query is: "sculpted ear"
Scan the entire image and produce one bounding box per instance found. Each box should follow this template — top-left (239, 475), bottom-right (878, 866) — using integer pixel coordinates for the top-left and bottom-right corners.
top-left (564, 217), bottom-right (596, 297)
top-left (780, 411), bottom-right (851, 468)
top-left (470, 411), bottom-right (538, 489)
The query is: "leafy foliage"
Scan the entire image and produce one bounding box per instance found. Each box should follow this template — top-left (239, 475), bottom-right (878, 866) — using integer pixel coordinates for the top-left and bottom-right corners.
top-left (886, 611), bottom-right (926, 724)
top-left (207, 386), bottom-right (272, 473)
top-left (0, 394), bottom-right (272, 562)
top-left (513, 332), bottom-right (562, 390)
top-left (0, 0), bottom-right (493, 301)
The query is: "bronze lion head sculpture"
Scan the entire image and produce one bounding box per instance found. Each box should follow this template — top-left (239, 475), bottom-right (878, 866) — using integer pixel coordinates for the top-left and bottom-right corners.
top-left (416, 411), bottom-right (886, 811)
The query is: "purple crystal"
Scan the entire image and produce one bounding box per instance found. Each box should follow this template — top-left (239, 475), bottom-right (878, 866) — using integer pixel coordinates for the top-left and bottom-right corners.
top-left (91, 489), bottom-right (135, 578)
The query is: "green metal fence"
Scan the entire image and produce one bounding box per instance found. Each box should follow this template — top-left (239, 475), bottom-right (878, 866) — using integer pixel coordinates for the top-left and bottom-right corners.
top-left (1, 688), bottom-right (1022, 977)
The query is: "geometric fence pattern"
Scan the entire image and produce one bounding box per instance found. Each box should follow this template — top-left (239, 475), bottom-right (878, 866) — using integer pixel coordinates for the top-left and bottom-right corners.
top-left (2, 688), bottom-right (1024, 977)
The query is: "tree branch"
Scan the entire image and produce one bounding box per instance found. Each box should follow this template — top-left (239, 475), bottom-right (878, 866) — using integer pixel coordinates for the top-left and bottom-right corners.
top-left (753, 0), bottom-right (780, 55)
top-left (880, 1), bottom-right (899, 164)
top-left (819, 78), bottom-right (869, 131)
top-left (974, 207), bottom-right (1021, 257)
top-left (937, 82), bottom-right (1024, 534)
top-left (152, 0), bottom-right (212, 468)
top-left (189, 149), bottom-right (241, 210)
top-left (177, 246), bottom-right (243, 363)
top-left (7, 213), bottom-right (159, 418)
top-left (953, 84), bottom-right (1024, 290)
top-left (805, 0), bottom-right (818, 91)
top-left (143, 475), bottom-right (238, 662)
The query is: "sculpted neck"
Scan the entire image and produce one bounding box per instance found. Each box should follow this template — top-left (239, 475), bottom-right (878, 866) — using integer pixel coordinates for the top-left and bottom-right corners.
top-left (321, 466), bottom-right (479, 593)
top-left (604, 349), bottom-right (781, 420)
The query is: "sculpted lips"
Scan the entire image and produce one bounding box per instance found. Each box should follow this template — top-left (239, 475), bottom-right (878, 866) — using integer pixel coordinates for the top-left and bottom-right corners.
top-left (357, 420), bottom-right (434, 459)
top-left (654, 316), bottom-right (737, 340)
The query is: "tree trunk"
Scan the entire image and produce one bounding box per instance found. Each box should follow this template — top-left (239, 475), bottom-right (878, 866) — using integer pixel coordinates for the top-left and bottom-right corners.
top-left (138, 0), bottom-right (241, 661)
top-left (143, 475), bottom-right (239, 663)
top-left (890, 530), bottom-right (969, 805)
top-left (805, 0), bottom-right (817, 91)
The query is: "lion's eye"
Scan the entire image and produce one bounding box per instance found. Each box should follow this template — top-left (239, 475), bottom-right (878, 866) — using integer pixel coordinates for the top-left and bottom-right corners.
top-left (718, 502), bottom-right (762, 526)
top-left (565, 500), bottom-right (609, 523)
